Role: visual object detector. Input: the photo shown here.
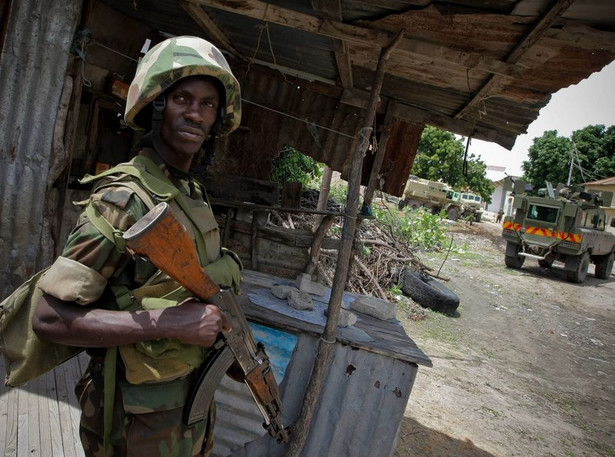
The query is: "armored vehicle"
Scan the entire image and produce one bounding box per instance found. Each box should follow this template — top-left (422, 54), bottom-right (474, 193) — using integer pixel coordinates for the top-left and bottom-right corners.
top-left (459, 192), bottom-right (484, 222)
top-left (501, 181), bottom-right (615, 283)
top-left (398, 176), bottom-right (463, 220)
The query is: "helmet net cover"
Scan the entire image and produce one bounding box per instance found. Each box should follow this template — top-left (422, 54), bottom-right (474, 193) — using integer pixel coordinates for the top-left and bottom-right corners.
top-left (125, 36), bottom-right (241, 136)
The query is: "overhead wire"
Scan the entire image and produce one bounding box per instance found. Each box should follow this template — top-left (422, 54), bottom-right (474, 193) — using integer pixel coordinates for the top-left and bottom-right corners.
top-left (242, 98), bottom-right (356, 139)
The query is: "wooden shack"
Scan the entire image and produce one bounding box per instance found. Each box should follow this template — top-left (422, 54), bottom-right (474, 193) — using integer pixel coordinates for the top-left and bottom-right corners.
top-left (1, 1), bottom-right (615, 456)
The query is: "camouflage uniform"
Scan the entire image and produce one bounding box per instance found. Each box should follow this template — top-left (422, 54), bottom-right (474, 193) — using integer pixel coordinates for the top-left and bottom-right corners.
top-left (38, 36), bottom-right (243, 457)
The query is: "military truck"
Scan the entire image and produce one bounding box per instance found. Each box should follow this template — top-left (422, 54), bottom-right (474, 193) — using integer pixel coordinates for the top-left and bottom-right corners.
top-left (459, 192), bottom-right (484, 222)
top-left (398, 175), bottom-right (462, 219)
top-left (398, 175), bottom-right (483, 221)
top-left (501, 181), bottom-right (615, 283)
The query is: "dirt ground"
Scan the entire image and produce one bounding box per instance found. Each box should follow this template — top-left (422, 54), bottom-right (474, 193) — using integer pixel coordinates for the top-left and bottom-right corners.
top-left (393, 217), bottom-right (615, 457)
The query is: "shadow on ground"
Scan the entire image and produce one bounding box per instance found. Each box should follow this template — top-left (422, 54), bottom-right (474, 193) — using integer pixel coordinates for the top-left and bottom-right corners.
top-left (394, 416), bottom-right (495, 457)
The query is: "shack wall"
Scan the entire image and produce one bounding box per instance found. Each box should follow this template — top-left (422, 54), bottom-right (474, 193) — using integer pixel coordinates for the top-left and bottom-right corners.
top-left (212, 328), bottom-right (418, 457)
top-left (0, 0), bottom-right (81, 299)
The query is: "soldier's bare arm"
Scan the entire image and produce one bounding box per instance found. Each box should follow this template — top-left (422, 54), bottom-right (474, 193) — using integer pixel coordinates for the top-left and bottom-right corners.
top-left (32, 293), bottom-right (227, 348)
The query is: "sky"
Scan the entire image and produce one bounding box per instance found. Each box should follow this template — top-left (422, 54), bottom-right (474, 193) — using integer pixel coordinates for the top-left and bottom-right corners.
top-left (470, 60), bottom-right (615, 178)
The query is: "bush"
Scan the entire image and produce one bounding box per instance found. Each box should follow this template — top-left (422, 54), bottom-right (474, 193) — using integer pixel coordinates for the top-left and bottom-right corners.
top-left (270, 145), bottom-right (322, 187)
top-left (373, 205), bottom-right (449, 251)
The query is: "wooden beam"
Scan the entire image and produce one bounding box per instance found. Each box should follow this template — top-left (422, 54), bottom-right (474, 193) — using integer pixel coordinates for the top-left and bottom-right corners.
top-left (180, 0), bottom-right (243, 58)
top-left (312, 0), bottom-right (354, 88)
top-left (455, 0), bottom-right (575, 120)
top-left (340, 87), bottom-right (514, 149)
top-left (186, 0), bottom-right (522, 77)
top-left (391, 103), bottom-right (515, 149)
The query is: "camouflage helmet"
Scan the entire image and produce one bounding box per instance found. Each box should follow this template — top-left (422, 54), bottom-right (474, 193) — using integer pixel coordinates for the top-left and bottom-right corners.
top-left (125, 36), bottom-right (241, 136)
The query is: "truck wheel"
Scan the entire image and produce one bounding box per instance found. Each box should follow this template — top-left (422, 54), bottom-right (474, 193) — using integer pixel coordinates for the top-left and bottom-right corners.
top-left (504, 242), bottom-right (525, 269)
top-left (401, 268), bottom-right (460, 315)
top-left (446, 206), bottom-right (459, 221)
top-left (566, 251), bottom-right (590, 283)
top-left (594, 252), bottom-right (614, 279)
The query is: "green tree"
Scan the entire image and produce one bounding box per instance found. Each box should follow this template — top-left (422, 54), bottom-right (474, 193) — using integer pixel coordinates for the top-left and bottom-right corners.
top-left (522, 125), bottom-right (615, 191)
top-left (522, 130), bottom-right (572, 190)
top-left (412, 126), bottom-right (494, 202)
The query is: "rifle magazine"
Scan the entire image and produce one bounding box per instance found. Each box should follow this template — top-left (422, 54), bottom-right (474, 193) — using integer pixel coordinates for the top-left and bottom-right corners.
top-left (183, 341), bottom-right (234, 425)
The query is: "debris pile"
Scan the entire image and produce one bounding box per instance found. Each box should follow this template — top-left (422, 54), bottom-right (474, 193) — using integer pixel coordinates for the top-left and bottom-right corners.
top-left (268, 192), bottom-right (433, 320)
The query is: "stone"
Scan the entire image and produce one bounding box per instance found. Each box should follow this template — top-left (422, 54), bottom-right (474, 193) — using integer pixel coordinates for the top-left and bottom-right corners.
top-left (288, 289), bottom-right (314, 311)
top-left (324, 308), bottom-right (358, 327)
top-left (271, 284), bottom-right (298, 299)
top-left (350, 296), bottom-right (397, 321)
top-left (296, 273), bottom-right (327, 296)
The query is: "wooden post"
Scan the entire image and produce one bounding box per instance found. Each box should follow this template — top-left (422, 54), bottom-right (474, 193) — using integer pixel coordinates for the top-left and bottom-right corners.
top-left (285, 30), bottom-right (404, 457)
top-left (361, 102), bottom-right (395, 211)
top-left (304, 214), bottom-right (334, 275)
top-left (316, 165), bottom-right (333, 213)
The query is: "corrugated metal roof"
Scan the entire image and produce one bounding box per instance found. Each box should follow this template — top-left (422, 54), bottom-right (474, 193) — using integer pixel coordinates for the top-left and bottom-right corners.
top-left (97, 0), bottom-right (615, 153)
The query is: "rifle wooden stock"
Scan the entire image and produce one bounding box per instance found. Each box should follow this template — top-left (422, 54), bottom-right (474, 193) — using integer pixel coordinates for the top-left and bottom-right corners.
top-left (122, 202), bottom-right (288, 443)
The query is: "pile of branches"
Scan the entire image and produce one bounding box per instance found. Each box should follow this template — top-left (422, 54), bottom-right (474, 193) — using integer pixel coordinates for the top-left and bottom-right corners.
top-left (269, 191), bottom-right (430, 301)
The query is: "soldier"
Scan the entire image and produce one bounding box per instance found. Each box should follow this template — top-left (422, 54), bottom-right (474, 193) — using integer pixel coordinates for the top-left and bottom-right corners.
top-left (496, 208), bottom-right (504, 223)
top-left (32, 36), bottom-right (243, 457)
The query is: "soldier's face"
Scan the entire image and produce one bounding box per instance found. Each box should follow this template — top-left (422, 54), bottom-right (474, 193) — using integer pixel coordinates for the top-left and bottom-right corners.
top-left (159, 76), bottom-right (219, 167)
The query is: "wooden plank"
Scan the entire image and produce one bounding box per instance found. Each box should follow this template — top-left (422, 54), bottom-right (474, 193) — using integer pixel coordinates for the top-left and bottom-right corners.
top-left (27, 378), bottom-right (42, 457)
top-left (180, 0), bottom-right (242, 58)
top-left (54, 365), bottom-right (77, 457)
top-left (36, 373), bottom-right (53, 457)
top-left (189, 0), bottom-right (519, 76)
top-left (20, 377), bottom-right (41, 457)
top-left (4, 380), bottom-right (18, 457)
top-left (17, 410), bottom-right (28, 457)
top-left (45, 369), bottom-right (65, 457)
top-left (61, 358), bottom-right (85, 457)
top-left (455, 0), bottom-right (574, 120)
top-left (390, 101), bottom-right (515, 149)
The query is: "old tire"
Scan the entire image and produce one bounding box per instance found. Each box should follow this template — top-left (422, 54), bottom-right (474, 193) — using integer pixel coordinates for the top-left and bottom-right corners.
top-left (446, 206), bottom-right (460, 221)
top-left (566, 251), bottom-right (590, 283)
top-left (594, 252), bottom-right (614, 279)
top-left (401, 268), bottom-right (460, 315)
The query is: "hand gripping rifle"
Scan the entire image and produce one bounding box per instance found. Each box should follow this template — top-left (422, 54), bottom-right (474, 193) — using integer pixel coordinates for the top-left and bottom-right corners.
top-left (122, 202), bottom-right (289, 443)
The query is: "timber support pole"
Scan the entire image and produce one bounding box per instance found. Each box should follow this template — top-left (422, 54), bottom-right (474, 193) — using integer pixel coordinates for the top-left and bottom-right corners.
top-left (285, 30), bottom-right (404, 457)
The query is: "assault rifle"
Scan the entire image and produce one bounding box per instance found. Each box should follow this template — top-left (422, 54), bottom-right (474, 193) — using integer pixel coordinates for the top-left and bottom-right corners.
top-left (122, 202), bottom-right (288, 443)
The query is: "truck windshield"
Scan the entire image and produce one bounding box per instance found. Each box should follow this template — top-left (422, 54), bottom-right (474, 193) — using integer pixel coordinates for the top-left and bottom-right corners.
top-left (527, 204), bottom-right (559, 223)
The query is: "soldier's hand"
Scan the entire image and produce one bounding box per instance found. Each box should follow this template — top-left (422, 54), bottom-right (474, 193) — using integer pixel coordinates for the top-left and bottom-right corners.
top-left (167, 299), bottom-right (230, 347)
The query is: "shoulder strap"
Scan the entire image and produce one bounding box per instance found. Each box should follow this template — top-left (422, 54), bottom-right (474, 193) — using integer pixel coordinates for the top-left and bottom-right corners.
top-left (85, 202), bottom-right (127, 253)
top-left (80, 156), bottom-right (180, 202)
